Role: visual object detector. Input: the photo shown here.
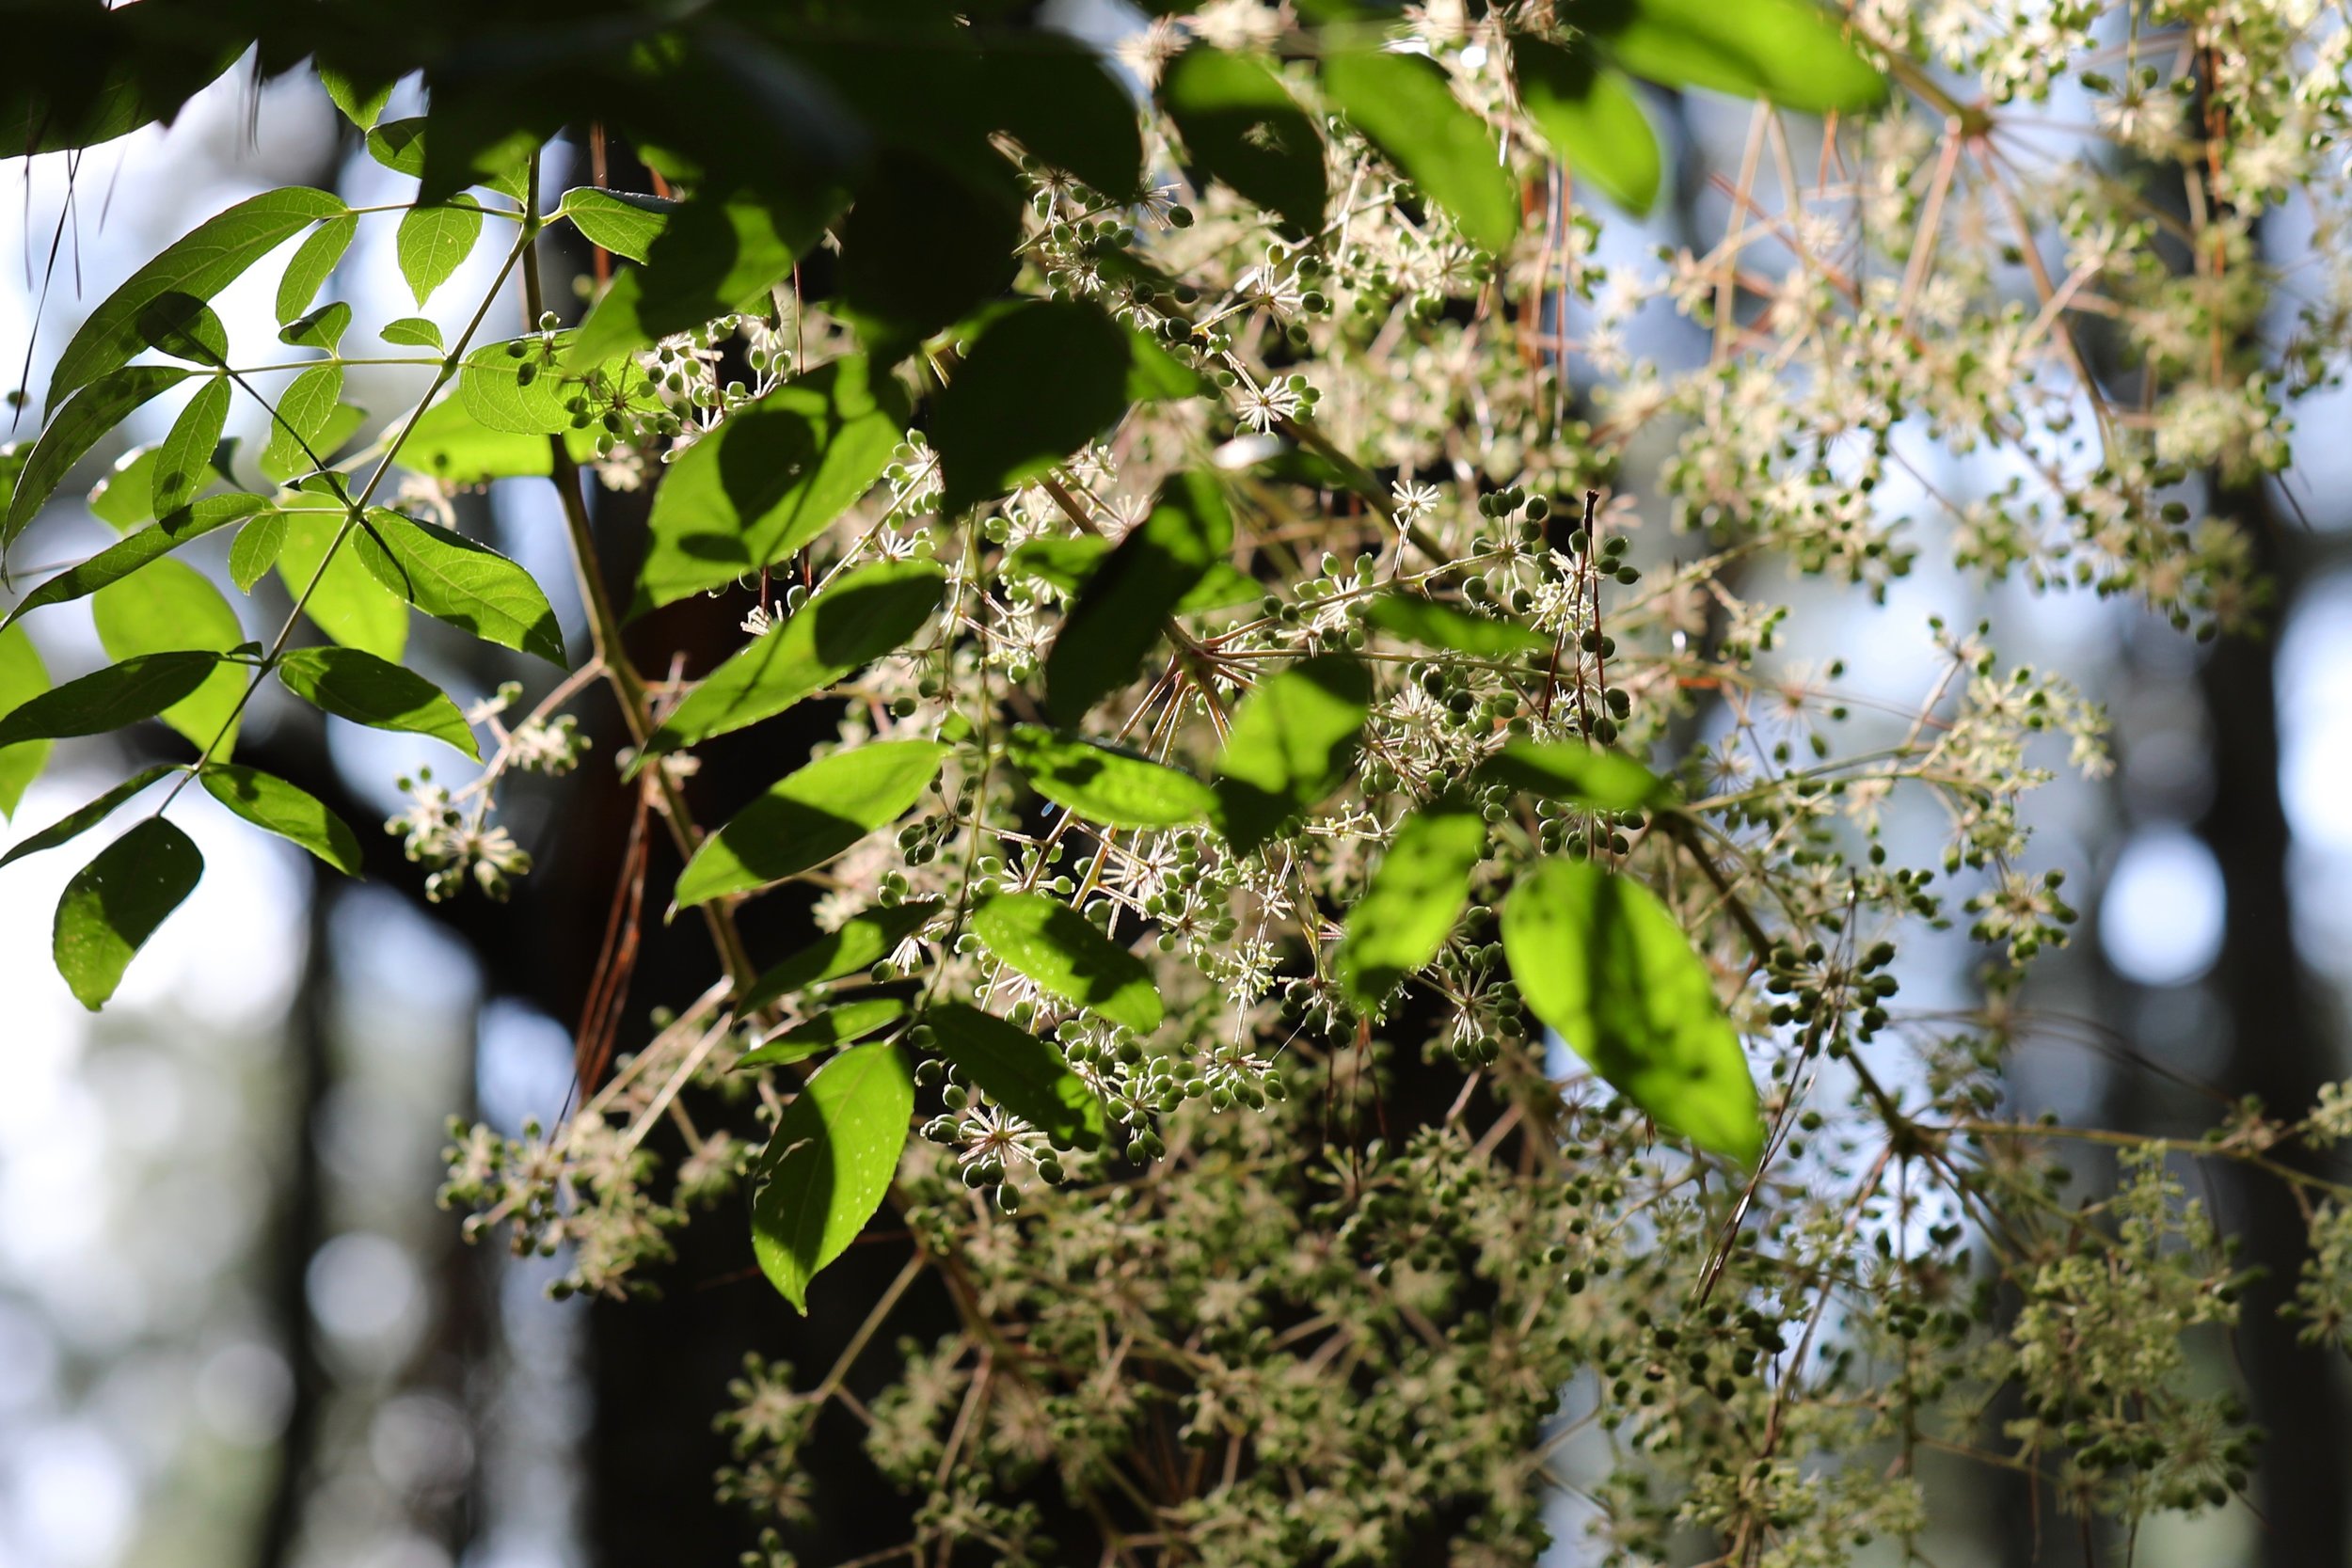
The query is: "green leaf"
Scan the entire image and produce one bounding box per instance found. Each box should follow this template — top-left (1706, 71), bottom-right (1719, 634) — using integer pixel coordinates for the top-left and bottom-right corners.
top-left (836, 151), bottom-right (1022, 362)
top-left (1334, 800), bottom-right (1486, 1009)
top-left (0, 651), bottom-right (222, 751)
top-left (134, 292), bottom-right (230, 366)
top-left (1514, 39), bottom-right (1661, 215)
top-left (1364, 590), bottom-right (1549, 657)
top-left (738, 899), bottom-right (943, 1015)
top-left (1162, 47), bottom-right (1327, 237)
top-left (228, 511), bottom-right (288, 593)
top-left (0, 764), bottom-right (179, 870)
top-left (398, 394), bottom-right (553, 484)
top-left (934, 301), bottom-right (1131, 515)
top-left (53, 818), bottom-right (202, 1011)
top-left (643, 560), bottom-right (944, 761)
top-left (278, 301), bottom-right (353, 354)
top-left (199, 763), bottom-right (362, 875)
top-left (277, 509), bottom-right (407, 661)
top-left (276, 213), bottom-right (357, 325)
top-left (736, 997), bottom-right (908, 1069)
top-left (677, 740), bottom-right (947, 907)
top-left (565, 188), bottom-right (839, 370)
top-left (458, 337), bottom-right (576, 436)
top-left (1319, 51), bottom-right (1518, 254)
top-left (380, 316), bottom-right (445, 352)
top-left (634, 356), bottom-right (909, 612)
top-left (365, 118), bottom-right (430, 177)
top-left (317, 64), bottom-right (394, 133)
top-left (259, 362), bottom-right (345, 483)
top-left (91, 559), bottom-right (250, 752)
top-left (5, 494), bottom-right (268, 629)
top-left (1126, 326), bottom-right (1215, 402)
top-left (1501, 856), bottom-right (1762, 1164)
top-left (750, 1040), bottom-right (913, 1312)
top-left (560, 188), bottom-right (676, 263)
top-left (0, 626), bottom-right (53, 818)
top-left (7, 366), bottom-right (191, 547)
top-left (353, 509), bottom-right (566, 664)
top-left (87, 445), bottom-right (163, 532)
top-left (276, 646), bottom-right (479, 759)
top-left (47, 187), bottom-right (346, 414)
top-left (925, 1002), bottom-right (1105, 1150)
top-left (1472, 738), bottom-right (1672, 812)
top-left (397, 196), bottom-right (485, 306)
top-left (1004, 725), bottom-right (1216, 830)
top-left (152, 378), bottom-right (230, 515)
top-left (1044, 471), bottom-right (1232, 726)
top-left (971, 891), bottom-right (1162, 1034)
top-left (1587, 0), bottom-right (1887, 113)
top-left (1209, 654), bottom-right (1373, 854)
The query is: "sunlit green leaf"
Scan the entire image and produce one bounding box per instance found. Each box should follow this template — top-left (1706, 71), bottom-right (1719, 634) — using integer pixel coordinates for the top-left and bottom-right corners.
top-left (1364, 590), bottom-right (1549, 657)
top-left (152, 377), bottom-right (230, 515)
top-left (277, 508), bottom-right (408, 661)
top-left (354, 508), bottom-right (566, 664)
top-left (643, 560), bottom-right (943, 762)
top-left (397, 196), bottom-right (485, 306)
top-left (317, 65), bottom-right (394, 133)
top-left (276, 212), bottom-right (357, 325)
top-left (750, 1040), bottom-right (913, 1312)
top-left (397, 394), bottom-right (556, 484)
top-left (1589, 0), bottom-right (1887, 113)
top-left (560, 188), bottom-right (676, 263)
top-left (1044, 471), bottom-right (1232, 726)
top-left (459, 337), bottom-right (574, 436)
top-left (275, 646), bottom-right (479, 758)
top-left (925, 1002), bottom-right (1105, 1150)
top-left (934, 301), bottom-right (1131, 515)
top-left (87, 445), bottom-right (164, 533)
top-left (199, 763), bottom-right (363, 875)
top-left (0, 651), bottom-right (222, 751)
top-left (92, 558), bottom-right (250, 752)
top-left (259, 362), bottom-right (344, 483)
top-left (5, 494), bottom-right (269, 629)
top-left (134, 292), bottom-right (229, 366)
top-left (0, 626), bottom-right (54, 819)
top-left (738, 899), bottom-right (943, 1015)
top-left (0, 764), bottom-right (179, 869)
top-left (1334, 800), bottom-right (1486, 1009)
top-left (54, 817), bottom-right (203, 1010)
top-left (1004, 725), bottom-right (1216, 830)
top-left (677, 740), bottom-right (948, 907)
top-left (1514, 39), bottom-right (1661, 215)
top-left (380, 316), bottom-right (446, 352)
top-left (47, 187), bottom-right (345, 413)
top-left (1162, 47), bottom-right (1327, 237)
top-left (565, 188), bottom-right (838, 370)
top-left (228, 511), bottom-right (288, 593)
top-left (737, 997), bottom-right (909, 1069)
top-left (1472, 738), bottom-right (1672, 812)
top-left (634, 356), bottom-right (909, 612)
top-left (1501, 856), bottom-right (1762, 1164)
top-left (278, 300), bottom-right (352, 353)
top-left (1210, 654), bottom-right (1373, 854)
top-left (1319, 51), bottom-right (1518, 253)
top-left (971, 891), bottom-right (1163, 1034)
top-left (6, 365), bottom-right (192, 547)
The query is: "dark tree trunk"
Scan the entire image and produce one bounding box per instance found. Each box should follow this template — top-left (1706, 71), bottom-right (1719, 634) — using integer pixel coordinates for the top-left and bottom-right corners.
top-left (2198, 494), bottom-right (2344, 1568)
